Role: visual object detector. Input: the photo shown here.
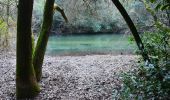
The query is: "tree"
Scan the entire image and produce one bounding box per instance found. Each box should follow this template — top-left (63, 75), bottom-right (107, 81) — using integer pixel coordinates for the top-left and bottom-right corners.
top-left (33, 1), bottom-right (67, 81)
top-left (111, 0), bottom-right (150, 62)
top-left (16, 0), bottom-right (67, 98)
top-left (16, 0), bottom-right (40, 99)
top-left (33, 0), bottom-right (55, 81)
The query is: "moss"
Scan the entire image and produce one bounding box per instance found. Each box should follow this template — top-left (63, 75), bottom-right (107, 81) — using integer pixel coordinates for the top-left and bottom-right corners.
top-left (16, 63), bottom-right (40, 99)
top-left (16, 62), bottom-right (40, 99)
top-left (33, 0), bottom-right (55, 81)
top-left (16, 81), bottom-right (40, 99)
top-left (32, 33), bottom-right (35, 53)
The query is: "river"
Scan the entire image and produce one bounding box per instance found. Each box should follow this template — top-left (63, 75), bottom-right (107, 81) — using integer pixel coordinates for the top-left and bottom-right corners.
top-left (46, 34), bottom-right (136, 56)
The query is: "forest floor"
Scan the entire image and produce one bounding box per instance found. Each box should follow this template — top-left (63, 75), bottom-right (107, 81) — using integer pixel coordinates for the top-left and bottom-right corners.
top-left (0, 51), bottom-right (139, 100)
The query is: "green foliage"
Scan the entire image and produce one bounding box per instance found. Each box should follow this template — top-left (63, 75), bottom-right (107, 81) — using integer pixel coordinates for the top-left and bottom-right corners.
top-left (0, 20), bottom-right (6, 28)
top-left (142, 32), bottom-right (170, 60)
top-left (0, 20), bottom-right (7, 33)
top-left (155, 3), bottom-right (170, 11)
top-left (120, 30), bottom-right (170, 99)
top-left (120, 1), bottom-right (170, 98)
top-left (149, 0), bottom-right (170, 11)
top-left (0, 19), bottom-right (9, 48)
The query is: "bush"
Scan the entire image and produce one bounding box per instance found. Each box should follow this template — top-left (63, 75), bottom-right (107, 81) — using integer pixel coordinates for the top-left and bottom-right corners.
top-left (120, 31), bottom-right (170, 99)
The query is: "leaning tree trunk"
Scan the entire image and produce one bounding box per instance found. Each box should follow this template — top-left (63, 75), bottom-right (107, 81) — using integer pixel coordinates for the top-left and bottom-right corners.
top-left (16, 0), bottom-right (40, 99)
top-left (111, 0), bottom-right (150, 62)
top-left (33, 0), bottom-right (55, 81)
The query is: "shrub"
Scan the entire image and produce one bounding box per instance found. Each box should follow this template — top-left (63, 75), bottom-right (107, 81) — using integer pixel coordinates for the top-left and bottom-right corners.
top-left (120, 31), bottom-right (170, 99)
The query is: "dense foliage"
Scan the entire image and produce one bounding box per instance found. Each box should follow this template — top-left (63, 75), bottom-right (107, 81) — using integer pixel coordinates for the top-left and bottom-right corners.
top-left (120, 31), bottom-right (170, 99)
top-left (150, 0), bottom-right (170, 11)
top-left (33, 0), bottom-right (152, 34)
top-left (120, 0), bottom-right (170, 99)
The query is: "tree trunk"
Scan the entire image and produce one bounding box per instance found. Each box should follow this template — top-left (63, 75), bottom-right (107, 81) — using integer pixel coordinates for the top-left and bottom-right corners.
top-left (33, 0), bottom-right (55, 81)
top-left (16, 0), bottom-right (40, 99)
top-left (111, 0), bottom-right (150, 62)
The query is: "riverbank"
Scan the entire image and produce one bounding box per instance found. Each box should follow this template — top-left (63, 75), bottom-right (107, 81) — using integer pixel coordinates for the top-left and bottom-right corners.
top-left (0, 52), bottom-right (139, 99)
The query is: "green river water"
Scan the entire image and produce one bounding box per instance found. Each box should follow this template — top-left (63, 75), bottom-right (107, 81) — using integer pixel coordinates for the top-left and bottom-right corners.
top-left (46, 34), bottom-right (137, 56)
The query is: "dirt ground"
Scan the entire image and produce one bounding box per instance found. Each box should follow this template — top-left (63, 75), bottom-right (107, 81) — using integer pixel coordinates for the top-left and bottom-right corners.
top-left (0, 52), bottom-right (138, 100)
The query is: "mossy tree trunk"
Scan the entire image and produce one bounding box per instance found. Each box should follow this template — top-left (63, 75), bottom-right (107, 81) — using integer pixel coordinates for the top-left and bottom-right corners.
top-left (111, 0), bottom-right (150, 62)
top-left (33, 0), bottom-right (55, 81)
top-left (16, 0), bottom-right (40, 99)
